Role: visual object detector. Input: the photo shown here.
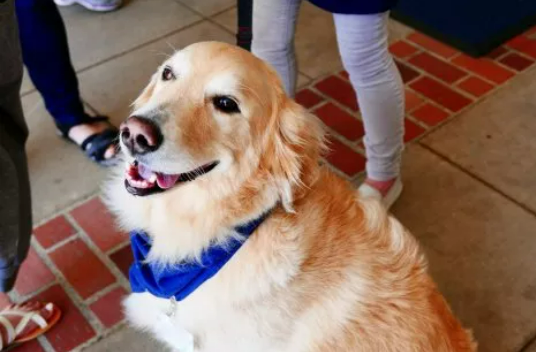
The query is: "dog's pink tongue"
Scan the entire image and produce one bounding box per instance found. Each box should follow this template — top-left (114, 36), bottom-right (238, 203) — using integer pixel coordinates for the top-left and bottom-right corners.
top-left (156, 173), bottom-right (180, 189)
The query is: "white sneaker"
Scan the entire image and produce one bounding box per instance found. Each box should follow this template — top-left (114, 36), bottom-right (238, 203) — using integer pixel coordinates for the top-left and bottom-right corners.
top-left (54, 0), bottom-right (122, 12)
top-left (358, 177), bottom-right (403, 210)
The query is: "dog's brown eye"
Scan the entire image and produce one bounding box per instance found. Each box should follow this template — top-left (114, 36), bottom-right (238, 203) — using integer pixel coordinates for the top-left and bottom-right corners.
top-left (213, 96), bottom-right (240, 114)
top-left (162, 67), bottom-right (175, 81)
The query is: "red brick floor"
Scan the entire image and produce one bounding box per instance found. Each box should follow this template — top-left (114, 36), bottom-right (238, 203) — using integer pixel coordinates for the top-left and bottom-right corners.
top-left (5, 197), bottom-right (130, 352)
top-left (6, 26), bottom-right (536, 351)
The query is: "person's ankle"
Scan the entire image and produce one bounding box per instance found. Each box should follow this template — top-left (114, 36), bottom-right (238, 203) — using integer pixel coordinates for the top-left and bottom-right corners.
top-left (364, 177), bottom-right (398, 197)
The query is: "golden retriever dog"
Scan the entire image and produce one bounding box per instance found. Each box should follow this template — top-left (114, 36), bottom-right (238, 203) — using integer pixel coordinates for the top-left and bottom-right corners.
top-left (106, 41), bottom-right (476, 352)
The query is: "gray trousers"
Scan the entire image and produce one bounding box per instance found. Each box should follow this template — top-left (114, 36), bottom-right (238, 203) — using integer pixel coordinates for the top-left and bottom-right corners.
top-left (0, 0), bottom-right (32, 293)
top-left (252, 0), bottom-right (405, 181)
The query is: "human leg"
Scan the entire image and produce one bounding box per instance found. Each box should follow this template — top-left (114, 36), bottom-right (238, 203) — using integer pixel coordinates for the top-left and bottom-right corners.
top-left (251, 0), bottom-right (302, 96)
top-left (334, 12), bottom-right (404, 205)
top-left (15, 0), bottom-right (118, 163)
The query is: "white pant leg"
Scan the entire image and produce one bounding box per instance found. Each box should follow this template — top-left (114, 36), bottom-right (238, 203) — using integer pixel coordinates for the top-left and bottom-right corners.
top-left (334, 12), bottom-right (405, 181)
top-left (251, 0), bottom-right (302, 97)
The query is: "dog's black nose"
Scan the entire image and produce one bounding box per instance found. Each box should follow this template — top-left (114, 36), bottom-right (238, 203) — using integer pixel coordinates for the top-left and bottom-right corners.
top-left (120, 116), bottom-right (163, 154)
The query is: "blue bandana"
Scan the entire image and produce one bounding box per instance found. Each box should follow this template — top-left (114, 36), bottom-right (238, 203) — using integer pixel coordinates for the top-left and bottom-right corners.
top-left (129, 211), bottom-right (271, 301)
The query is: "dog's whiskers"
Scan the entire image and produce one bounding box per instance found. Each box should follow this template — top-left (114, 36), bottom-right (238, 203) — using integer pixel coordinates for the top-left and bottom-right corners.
top-left (165, 41), bottom-right (179, 54)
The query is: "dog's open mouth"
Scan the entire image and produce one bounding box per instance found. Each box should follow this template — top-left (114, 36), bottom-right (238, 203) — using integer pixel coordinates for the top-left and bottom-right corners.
top-left (124, 161), bottom-right (218, 196)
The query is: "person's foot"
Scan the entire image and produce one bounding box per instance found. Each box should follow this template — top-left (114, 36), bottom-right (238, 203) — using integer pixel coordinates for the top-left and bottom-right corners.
top-left (358, 177), bottom-right (403, 209)
top-left (53, 0), bottom-right (122, 12)
top-left (0, 301), bottom-right (61, 350)
top-left (68, 121), bottom-right (117, 160)
top-left (363, 178), bottom-right (397, 198)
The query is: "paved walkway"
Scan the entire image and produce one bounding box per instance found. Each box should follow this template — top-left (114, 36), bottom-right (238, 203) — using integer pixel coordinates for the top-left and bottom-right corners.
top-left (3, 1), bottom-right (536, 351)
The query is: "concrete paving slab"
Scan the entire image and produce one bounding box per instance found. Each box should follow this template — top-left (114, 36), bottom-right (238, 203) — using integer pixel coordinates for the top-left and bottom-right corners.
top-left (422, 66), bottom-right (536, 214)
top-left (59, 0), bottom-right (201, 71)
top-left (83, 326), bottom-right (168, 352)
top-left (392, 145), bottom-right (536, 352)
top-left (78, 21), bottom-right (235, 125)
top-left (176, 0), bottom-right (235, 17)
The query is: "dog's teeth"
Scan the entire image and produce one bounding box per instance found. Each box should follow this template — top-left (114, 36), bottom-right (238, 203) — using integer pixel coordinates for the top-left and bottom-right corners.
top-left (127, 178), bottom-right (153, 189)
top-left (141, 180), bottom-right (154, 188)
top-left (149, 173), bottom-right (157, 183)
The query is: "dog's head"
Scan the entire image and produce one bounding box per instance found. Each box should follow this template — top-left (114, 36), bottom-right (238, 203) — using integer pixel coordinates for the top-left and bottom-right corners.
top-left (120, 42), bottom-right (324, 210)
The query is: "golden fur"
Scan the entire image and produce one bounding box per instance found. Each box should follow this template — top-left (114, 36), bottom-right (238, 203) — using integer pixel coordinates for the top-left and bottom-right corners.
top-left (106, 42), bottom-right (476, 351)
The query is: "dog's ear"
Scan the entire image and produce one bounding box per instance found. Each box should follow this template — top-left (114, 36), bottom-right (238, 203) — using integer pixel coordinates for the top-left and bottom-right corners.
top-left (269, 100), bottom-right (325, 212)
top-left (132, 73), bottom-right (157, 109)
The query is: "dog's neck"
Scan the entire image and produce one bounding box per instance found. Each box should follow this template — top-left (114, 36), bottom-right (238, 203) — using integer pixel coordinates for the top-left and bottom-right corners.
top-left (110, 161), bottom-right (282, 265)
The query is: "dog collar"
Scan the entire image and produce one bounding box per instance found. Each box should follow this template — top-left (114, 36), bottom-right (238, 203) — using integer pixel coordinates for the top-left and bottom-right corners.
top-left (129, 209), bottom-right (272, 301)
